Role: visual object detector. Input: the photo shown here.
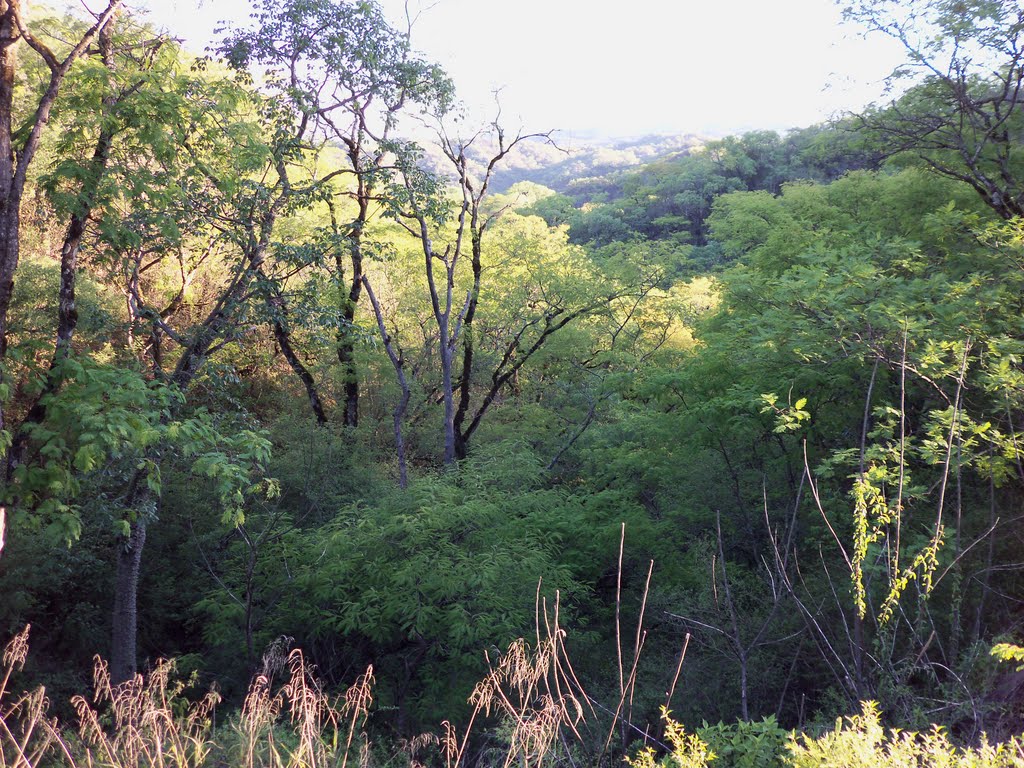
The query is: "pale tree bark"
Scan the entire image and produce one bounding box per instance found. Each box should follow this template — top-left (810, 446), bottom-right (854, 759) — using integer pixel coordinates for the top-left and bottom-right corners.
top-left (0, 0), bottom-right (122, 440)
top-left (363, 275), bottom-right (410, 487)
top-left (394, 124), bottom-right (554, 464)
top-left (7, 19), bottom-right (130, 480)
top-left (392, 123), bottom-right (658, 465)
top-left (392, 164), bottom-right (467, 465)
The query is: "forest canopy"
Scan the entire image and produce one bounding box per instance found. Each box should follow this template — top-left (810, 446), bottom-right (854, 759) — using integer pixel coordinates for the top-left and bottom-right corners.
top-left (0, 1), bottom-right (1023, 767)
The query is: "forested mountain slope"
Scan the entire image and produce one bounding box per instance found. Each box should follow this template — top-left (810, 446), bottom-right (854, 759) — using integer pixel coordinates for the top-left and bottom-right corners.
top-left (427, 132), bottom-right (706, 194)
top-left (0, 1), bottom-right (1022, 767)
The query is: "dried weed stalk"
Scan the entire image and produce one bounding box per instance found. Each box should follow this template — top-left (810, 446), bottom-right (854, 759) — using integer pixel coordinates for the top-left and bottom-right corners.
top-left (237, 649), bottom-right (372, 768)
top-left (70, 655), bottom-right (220, 768)
top-left (0, 626), bottom-right (62, 768)
top-left (446, 592), bottom-right (588, 768)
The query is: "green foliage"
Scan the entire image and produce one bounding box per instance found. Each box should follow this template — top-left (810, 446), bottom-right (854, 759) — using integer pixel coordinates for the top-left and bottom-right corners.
top-left (5, 0), bottom-right (1024, 747)
top-left (9, 354), bottom-right (276, 542)
top-left (990, 642), bottom-right (1024, 672)
top-left (629, 709), bottom-right (716, 768)
top-left (247, 443), bottom-right (597, 726)
top-left (788, 702), bottom-right (1024, 768)
top-left (555, 124), bottom-right (881, 256)
top-left (697, 717), bottom-right (790, 768)
top-left (219, 0), bottom-right (453, 124)
top-left (10, 357), bottom-right (174, 542)
top-left (759, 393), bottom-right (810, 434)
top-left (844, 0), bottom-right (1024, 219)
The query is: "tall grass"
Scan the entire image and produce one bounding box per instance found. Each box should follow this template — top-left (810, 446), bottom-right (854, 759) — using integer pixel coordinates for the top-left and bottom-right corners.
top-left (0, 625), bottom-right (375, 768)
top-left (3, 579), bottom-right (1023, 768)
top-left (0, 616), bottom-right (589, 768)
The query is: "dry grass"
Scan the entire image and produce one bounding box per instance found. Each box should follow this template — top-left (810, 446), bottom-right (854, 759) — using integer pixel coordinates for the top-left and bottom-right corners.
top-left (0, 615), bottom-right (597, 768)
top-left (0, 539), bottom-right (663, 768)
top-left (0, 629), bottom-right (376, 768)
top-left (71, 654), bottom-right (220, 768)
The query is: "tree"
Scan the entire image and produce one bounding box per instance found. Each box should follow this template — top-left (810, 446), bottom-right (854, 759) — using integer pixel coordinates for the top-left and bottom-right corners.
top-left (6, 13), bottom-right (173, 480)
top-left (847, 0), bottom-right (1024, 219)
top-left (697, 168), bottom-right (1024, 727)
top-left (378, 125), bottom-right (664, 467)
top-left (219, 0), bottom-right (453, 428)
top-left (0, 0), bottom-right (121, 448)
top-left (4, 13), bottom-right (287, 681)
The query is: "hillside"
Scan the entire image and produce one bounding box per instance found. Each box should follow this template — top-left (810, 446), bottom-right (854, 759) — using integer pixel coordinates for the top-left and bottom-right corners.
top-left (420, 131), bottom-right (706, 193)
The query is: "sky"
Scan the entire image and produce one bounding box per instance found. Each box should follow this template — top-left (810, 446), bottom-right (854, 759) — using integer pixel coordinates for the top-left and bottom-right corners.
top-left (82, 0), bottom-right (907, 140)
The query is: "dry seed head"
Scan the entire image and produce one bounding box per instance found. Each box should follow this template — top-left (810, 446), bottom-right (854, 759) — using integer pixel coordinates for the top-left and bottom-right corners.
top-left (341, 666), bottom-right (374, 722)
top-left (111, 674), bottom-right (145, 731)
top-left (505, 695), bottom-right (563, 768)
top-left (404, 732), bottom-right (439, 754)
top-left (21, 685), bottom-right (50, 721)
top-left (405, 728), bottom-right (440, 768)
top-left (3, 624), bottom-right (30, 671)
top-left (440, 720), bottom-right (459, 762)
top-left (468, 670), bottom-right (499, 715)
top-left (91, 656), bottom-right (112, 704)
top-left (260, 635), bottom-right (293, 680)
top-left (71, 694), bottom-right (104, 745)
top-left (243, 674), bottom-right (281, 730)
top-left (499, 639), bottom-right (528, 679)
top-left (187, 689), bottom-right (222, 730)
top-left (146, 658), bottom-right (173, 703)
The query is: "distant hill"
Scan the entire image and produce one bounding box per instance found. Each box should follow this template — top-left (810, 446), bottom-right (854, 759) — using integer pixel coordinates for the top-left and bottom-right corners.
top-left (420, 132), bottom-right (707, 194)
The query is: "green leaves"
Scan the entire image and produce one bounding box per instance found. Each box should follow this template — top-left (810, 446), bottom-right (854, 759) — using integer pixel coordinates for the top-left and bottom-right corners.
top-left (219, 0), bottom-right (453, 129)
top-left (9, 353), bottom-right (276, 544)
top-left (261, 450), bottom-right (584, 723)
top-left (759, 393), bottom-right (810, 434)
top-left (990, 641), bottom-right (1024, 671)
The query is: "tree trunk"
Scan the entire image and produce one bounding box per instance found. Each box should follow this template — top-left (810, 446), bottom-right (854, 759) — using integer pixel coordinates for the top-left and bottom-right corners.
top-left (0, 0), bottom-right (21, 394)
top-left (262, 269), bottom-right (327, 425)
top-left (0, 3), bottom-right (19, 392)
top-left (452, 229), bottom-right (482, 461)
top-left (440, 335), bottom-right (456, 465)
top-left (111, 515), bottom-right (147, 684)
top-left (333, 202), bottom-right (365, 429)
top-left (273, 319), bottom-right (328, 425)
top-left (337, 241), bottom-right (362, 427)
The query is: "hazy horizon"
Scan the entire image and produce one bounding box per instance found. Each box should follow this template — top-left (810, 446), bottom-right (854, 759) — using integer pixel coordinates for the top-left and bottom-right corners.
top-left (99, 0), bottom-right (910, 141)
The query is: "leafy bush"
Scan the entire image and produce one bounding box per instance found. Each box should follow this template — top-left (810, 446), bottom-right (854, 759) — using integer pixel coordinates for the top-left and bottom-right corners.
top-left (787, 701), bottom-right (1024, 768)
top-left (628, 709), bottom-right (716, 768)
top-left (698, 716), bottom-right (789, 768)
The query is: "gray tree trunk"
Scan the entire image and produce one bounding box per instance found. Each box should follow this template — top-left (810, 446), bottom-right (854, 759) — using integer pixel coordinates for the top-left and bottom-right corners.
top-left (111, 515), bottom-right (147, 684)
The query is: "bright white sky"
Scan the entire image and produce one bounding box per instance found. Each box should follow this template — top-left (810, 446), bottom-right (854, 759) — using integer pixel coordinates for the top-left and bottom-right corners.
top-left (84, 0), bottom-right (905, 139)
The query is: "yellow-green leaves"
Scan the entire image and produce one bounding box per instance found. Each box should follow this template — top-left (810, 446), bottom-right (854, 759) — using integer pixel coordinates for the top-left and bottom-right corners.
top-left (10, 354), bottom-right (276, 544)
top-left (627, 709), bottom-right (716, 768)
top-left (759, 392), bottom-right (810, 434)
top-left (991, 642), bottom-right (1024, 672)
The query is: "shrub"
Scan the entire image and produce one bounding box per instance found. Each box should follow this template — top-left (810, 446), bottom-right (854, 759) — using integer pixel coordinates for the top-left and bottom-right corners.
top-left (698, 716), bottom-right (789, 768)
top-left (787, 701), bottom-right (1024, 768)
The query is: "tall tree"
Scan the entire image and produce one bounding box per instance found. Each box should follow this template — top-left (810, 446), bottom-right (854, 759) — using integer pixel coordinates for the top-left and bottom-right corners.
top-left (847, 0), bottom-right (1024, 218)
top-left (219, 0), bottom-right (452, 428)
top-left (0, 0), bottom-right (121, 446)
